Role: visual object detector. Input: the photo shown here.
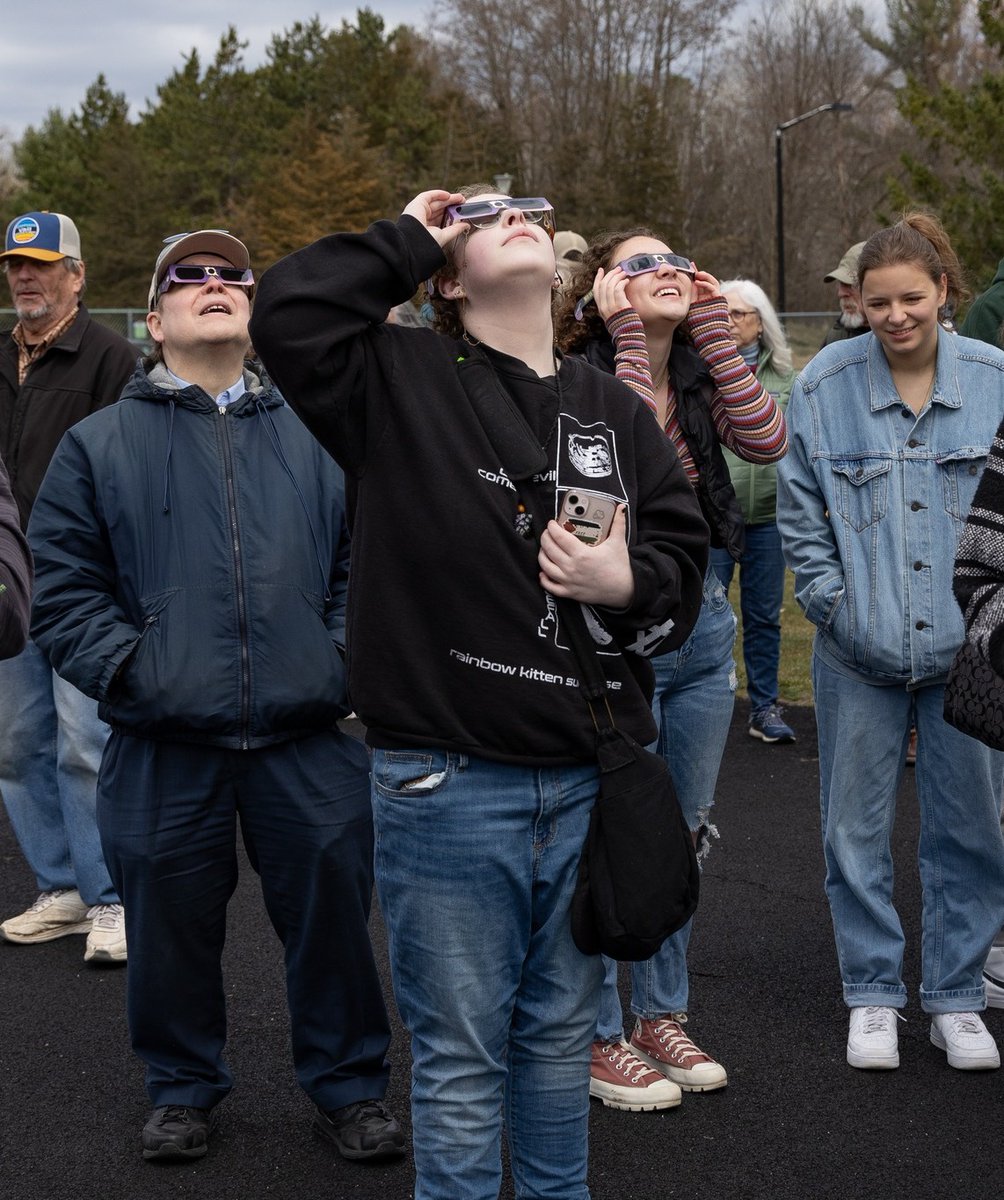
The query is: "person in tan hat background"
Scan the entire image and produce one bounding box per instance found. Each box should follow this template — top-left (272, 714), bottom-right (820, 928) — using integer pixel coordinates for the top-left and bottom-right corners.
top-left (0, 210), bottom-right (135, 964)
top-left (553, 229), bottom-right (588, 288)
top-left (821, 240), bottom-right (868, 347)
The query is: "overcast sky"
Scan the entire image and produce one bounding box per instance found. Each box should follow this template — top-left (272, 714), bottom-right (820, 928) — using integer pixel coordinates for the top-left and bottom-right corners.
top-left (0, 1), bottom-right (431, 142)
top-left (1, 0), bottom-right (884, 145)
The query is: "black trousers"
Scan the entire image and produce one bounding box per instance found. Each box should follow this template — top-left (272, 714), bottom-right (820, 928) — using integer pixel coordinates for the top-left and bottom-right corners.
top-left (98, 728), bottom-right (391, 1110)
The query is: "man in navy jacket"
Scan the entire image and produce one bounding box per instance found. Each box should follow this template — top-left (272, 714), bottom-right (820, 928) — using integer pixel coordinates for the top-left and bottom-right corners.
top-left (28, 230), bottom-right (404, 1166)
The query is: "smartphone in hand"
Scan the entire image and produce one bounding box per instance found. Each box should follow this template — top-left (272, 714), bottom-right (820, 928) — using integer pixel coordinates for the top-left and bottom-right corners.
top-left (558, 491), bottom-right (616, 545)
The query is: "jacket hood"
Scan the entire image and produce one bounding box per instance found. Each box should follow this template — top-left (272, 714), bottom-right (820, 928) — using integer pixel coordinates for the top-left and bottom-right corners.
top-left (121, 358), bottom-right (284, 413)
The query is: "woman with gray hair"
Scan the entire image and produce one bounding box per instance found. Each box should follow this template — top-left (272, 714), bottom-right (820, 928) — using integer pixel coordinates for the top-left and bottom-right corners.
top-left (711, 279), bottom-right (796, 743)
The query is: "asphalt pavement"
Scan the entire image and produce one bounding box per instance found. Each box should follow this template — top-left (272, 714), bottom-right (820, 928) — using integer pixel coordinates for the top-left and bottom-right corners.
top-left (2, 702), bottom-right (1002, 1200)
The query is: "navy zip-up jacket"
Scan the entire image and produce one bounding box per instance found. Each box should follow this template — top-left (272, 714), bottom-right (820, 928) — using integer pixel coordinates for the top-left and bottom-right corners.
top-left (28, 360), bottom-right (352, 749)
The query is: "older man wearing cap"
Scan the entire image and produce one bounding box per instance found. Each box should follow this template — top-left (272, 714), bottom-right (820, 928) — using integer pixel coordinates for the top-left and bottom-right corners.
top-left (553, 229), bottom-right (588, 287)
top-left (820, 240), bottom-right (868, 348)
top-left (0, 210), bottom-right (135, 963)
top-left (27, 228), bottom-right (404, 1166)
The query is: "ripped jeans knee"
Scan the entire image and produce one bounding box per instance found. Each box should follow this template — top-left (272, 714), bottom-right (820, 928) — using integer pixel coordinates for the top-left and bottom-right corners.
top-left (693, 810), bottom-right (720, 865)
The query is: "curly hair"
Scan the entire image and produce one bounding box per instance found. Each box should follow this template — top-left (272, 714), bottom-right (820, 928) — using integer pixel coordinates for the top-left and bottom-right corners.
top-left (857, 210), bottom-right (970, 321)
top-left (553, 228), bottom-right (663, 354)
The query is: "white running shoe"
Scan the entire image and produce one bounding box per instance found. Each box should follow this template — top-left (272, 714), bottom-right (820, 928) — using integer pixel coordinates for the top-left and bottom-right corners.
top-left (930, 1012), bottom-right (1000, 1070)
top-left (84, 903), bottom-right (127, 964)
top-left (846, 1006), bottom-right (901, 1069)
top-left (1, 889), bottom-right (91, 943)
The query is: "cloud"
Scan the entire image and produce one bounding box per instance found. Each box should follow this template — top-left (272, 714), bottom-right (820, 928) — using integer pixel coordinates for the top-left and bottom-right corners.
top-left (0, 2), bottom-right (425, 140)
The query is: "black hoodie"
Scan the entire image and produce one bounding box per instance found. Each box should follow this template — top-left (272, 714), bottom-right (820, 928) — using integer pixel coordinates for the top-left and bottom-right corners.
top-left (250, 215), bottom-right (709, 764)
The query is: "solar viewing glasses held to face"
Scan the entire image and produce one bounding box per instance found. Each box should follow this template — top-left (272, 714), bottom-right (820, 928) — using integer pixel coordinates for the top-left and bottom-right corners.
top-left (157, 263), bottom-right (255, 298)
top-left (442, 197), bottom-right (556, 240)
top-left (617, 252), bottom-right (696, 279)
top-left (574, 251), bottom-right (697, 320)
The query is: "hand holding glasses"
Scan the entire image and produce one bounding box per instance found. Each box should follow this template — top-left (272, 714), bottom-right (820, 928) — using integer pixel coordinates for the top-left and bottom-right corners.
top-left (441, 196), bottom-right (556, 240)
top-left (575, 251), bottom-right (698, 321)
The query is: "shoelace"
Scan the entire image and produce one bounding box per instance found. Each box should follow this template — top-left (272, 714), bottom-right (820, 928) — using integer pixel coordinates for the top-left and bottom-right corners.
top-left (649, 1020), bottom-right (710, 1065)
top-left (87, 904), bottom-right (123, 930)
top-left (156, 1105), bottom-right (200, 1125)
top-left (601, 1042), bottom-right (655, 1082)
top-left (859, 1006), bottom-right (899, 1035)
top-left (29, 889), bottom-right (72, 912)
top-left (943, 1012), bottom-right (983, 1037)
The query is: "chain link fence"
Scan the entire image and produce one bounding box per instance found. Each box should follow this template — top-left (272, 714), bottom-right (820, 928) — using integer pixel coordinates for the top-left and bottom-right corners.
top-left (0, 309), bottom-right (841, 366)
top-left (0, 308), bottom-right (152, 349)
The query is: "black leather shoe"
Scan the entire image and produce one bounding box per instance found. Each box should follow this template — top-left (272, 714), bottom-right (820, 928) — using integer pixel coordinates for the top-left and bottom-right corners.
top-left (314, 1099), bottom-right (406, 1161)
top-left (142, 1104), bottom-right (213, 1160)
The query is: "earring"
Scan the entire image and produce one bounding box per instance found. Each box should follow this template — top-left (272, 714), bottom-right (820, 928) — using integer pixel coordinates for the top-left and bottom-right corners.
top-left (552, 272), bottom-right (562, 291)
top-left (455, 288), bottom-right (465, 299)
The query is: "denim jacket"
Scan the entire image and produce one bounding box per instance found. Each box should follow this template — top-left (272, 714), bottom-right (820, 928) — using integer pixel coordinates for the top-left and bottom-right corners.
top-left (777, 327), bottom-right (1004, 682)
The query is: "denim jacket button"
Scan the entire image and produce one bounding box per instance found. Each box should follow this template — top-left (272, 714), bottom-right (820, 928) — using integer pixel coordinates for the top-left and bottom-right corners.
top-left (907, 438), bottom-right (919, 448)
top-left (913, 560), bottom-right (923, 570)
top-left (915, 620), bottom-right (926, 630)
top-left (910, 501), bottom-right (923, 511)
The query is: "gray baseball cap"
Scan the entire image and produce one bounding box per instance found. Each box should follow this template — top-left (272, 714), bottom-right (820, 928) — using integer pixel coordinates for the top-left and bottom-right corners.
top-left (148, 229), bottom-right (251, 309)
top-left (823, 241), bottom-right (866, 285)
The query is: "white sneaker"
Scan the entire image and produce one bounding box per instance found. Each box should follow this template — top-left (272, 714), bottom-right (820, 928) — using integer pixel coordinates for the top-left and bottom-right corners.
top-left (0, 889), bottom-right (91, 943)
top-left (847, 1006), bottom-right (900, 1069)
top-left (84, 903), bottom-right (127, 964)
top-left (930, 1012), bottom-right (1000, 1070)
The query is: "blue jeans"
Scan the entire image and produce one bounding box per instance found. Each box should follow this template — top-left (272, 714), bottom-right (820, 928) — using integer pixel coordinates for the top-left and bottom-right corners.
top-left (372, 749), bottom-right (604, 1200)
top-left (597, 570), bottom-right (737, 1038)
top-left (0, 639), bottom-right (116, 905)
top-left (711, 522), bottom-right (786, 712)
top-left (812, 646), bottom-right (1004, 1011)
top-left (99, 730), bottom-right (389, 1110)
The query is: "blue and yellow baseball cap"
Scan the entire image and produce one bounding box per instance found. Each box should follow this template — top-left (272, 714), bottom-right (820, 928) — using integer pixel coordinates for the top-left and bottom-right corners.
top-left (1, 211), bottom-right (82, 262)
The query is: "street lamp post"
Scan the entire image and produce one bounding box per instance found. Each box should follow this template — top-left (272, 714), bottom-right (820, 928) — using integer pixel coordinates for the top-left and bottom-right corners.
top-left (774, 102), bottom-right (853, 314)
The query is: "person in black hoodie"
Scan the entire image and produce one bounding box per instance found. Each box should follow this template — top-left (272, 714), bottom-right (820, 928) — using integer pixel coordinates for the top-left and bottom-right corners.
top-left (248, 188), bottom-right (709, 1199)
top-left (27, 230), bottom-right (404, 1167)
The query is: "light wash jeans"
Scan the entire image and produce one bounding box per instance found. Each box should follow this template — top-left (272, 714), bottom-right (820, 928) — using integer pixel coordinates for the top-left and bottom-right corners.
top-left (711, 521), bottom-right (786, 712)
top-left (0, 639), bottom-right (116, 905)
top-left (371, 748), bottom-right (604, 1200)
top-left (812, 645), bottom-right (1004, 1011)
top-left (596, 569), bottom-right (737, 1039)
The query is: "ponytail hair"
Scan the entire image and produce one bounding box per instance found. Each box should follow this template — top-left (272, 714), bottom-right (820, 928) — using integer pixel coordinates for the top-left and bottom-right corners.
top-left (857, 210), bottom-right (970, 321)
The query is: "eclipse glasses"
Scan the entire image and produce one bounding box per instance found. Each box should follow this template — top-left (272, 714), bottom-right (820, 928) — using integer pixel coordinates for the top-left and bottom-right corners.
top-left (574, 251), bottom-right (696, 320)
top-left (442, 196), bottom-right (555, 240)
top-left (157, 263), bottom-right (255, 297)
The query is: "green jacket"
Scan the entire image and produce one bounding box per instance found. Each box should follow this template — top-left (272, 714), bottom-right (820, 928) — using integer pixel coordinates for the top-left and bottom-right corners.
top-left (721, 347), bottom-right (794, 526)
top-left (959, 257), bottom-right (1004, 347)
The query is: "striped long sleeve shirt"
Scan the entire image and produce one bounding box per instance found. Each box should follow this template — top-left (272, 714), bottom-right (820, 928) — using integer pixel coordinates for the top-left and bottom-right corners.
top-left (606, 297), bottom-right (787, 484)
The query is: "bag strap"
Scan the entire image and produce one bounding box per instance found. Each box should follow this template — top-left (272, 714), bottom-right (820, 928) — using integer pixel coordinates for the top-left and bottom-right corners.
top-left (455, 350), bottom-right (549, 481)
top-left (453, 346), bottom-right (617, 736)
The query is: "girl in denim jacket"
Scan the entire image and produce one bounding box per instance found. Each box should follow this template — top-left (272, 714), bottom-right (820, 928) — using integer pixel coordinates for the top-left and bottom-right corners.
top-left (777, 212), bottom-right (1004, 1073)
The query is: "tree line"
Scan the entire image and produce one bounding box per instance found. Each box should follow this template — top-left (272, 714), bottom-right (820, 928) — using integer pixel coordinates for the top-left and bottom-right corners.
top-left (1, 0), bottom-right (1002, 314)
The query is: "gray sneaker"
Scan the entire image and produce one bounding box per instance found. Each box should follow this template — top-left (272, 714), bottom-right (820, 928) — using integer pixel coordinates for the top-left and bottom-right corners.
top-left (1, 889), bottom-right (91, 943)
